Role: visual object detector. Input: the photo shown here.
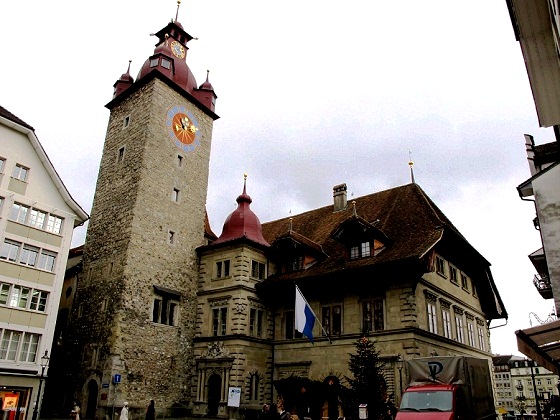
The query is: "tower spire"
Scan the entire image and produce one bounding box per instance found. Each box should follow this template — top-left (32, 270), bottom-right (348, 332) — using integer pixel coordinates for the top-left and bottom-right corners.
top-left (408, 150), bottom-right (415, 184)
top-left (175, 0), bottom-right (181, 22)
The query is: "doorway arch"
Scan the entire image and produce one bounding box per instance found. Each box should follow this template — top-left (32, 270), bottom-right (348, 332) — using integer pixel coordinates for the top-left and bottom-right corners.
top-left (207, 374), bottom-right (222, 416)
top-left (85, 380), bottom-right (98, 419)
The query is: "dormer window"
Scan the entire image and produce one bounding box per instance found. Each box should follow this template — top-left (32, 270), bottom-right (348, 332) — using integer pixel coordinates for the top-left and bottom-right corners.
top-left (161, 58), bottom-right (171, 69)
top-left (289, 256), bottom-right (304, 272)
top-left (150, 58), bottom-right (159, 68)
top-left (350, 241), bottom-right (371, 260)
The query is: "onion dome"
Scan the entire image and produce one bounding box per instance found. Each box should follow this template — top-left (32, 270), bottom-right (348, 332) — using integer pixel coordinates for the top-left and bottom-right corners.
top-left (213, 176), bottom-right (270, 247)
top-left (199, 70), bottom-right (214, 91)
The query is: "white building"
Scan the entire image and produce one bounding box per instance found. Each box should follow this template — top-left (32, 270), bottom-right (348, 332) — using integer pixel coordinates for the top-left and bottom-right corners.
top-left (0, 105), bottom-right (88, 420)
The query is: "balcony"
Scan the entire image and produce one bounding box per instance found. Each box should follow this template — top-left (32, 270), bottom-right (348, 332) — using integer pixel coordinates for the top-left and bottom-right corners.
top-left (533, 274), bottom-right (553, 299)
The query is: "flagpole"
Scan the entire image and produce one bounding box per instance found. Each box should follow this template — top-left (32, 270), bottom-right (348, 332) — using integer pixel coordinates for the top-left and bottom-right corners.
top-left (295, 284), bottom-right (332, 344)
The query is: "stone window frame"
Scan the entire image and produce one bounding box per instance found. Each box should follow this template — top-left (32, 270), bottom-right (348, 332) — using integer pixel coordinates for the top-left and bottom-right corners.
top-left (250, 259), bottom-right (266, 280)
top-left (209, 297), bottom-right (230, 336)
top-left (435, 255), bottom-right (446, 277)
top-left (453, 306), bottom-right (465, 343)
top-left (424, 291), bottom-right (438, 334)
top-left (215, 259), bottom-right (231, 279)
top-left (460, 272), bottom-right (470, 292)
top-left (361, 297), bottom-right (385, 333)
top-left (172, 187), bottom-right (180, 203)
top-left (0, 157), bottom-right (5, 173)
top-left (152, 285), bottom-right (180, 327)
top-left (321, 301), bottom-right (343, 336)
top-left (117, 146), bottom-right (125, 163)
top-left (122, 115), bottom-right (131, 129)
top-left (249, 307), bottom-right (264, 338)
top-left (440, 299), bottom-right (452, 339)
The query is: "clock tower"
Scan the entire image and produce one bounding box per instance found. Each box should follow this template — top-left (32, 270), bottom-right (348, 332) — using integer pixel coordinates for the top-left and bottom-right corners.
top-left (69, 6), bottom-right (218, 417)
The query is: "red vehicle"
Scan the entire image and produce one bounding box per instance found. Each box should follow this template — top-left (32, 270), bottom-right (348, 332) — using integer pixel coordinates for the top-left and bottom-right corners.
top-left (395, 356), bottom-right (496, 420)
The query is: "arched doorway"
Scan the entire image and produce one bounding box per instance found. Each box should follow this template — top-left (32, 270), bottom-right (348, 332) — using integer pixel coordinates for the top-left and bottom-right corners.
top-left (85, 380), bottom-right (98, 419)
top-left (323, 376), bottom-right (341, 420)
top-left (207, 374), bottom-right (222, 416)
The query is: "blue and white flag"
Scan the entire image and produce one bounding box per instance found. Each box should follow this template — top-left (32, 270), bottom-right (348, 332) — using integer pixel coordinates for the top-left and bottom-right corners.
top-left (295, 285), bottom-right (315, 343)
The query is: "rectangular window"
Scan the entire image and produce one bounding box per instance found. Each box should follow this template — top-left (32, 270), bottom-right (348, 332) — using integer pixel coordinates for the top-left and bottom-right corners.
top-left (12, 164), bottom-right (29, 181)
top-left (168, 230), bottom-right (175, 244)
top-left (436, 256), bottom-right (446, 276)
top-left (442, 309), bottom-right (452, 338)
top-left (455, 316), bottom-right (464, 343)
top-left (9, 203), bottom-right (29, 224)
top-left (449, 265), bottom-right (458, 283)
top-left (251, 261), bottom-right (266, 279)
top-left (461, 273), bottom-right (469, 290)
top-left (29, 209), bottom-right (47, 230)
top-left (37, 250), bottom-right (57, 272)
top-left (118, 147), bottom-right (125, 162)
top-left (351, 241), bottom-right (371, 259)
top-left (0, 284), bottom-right (10, 305)
top-left (18, 333), bottom-right (39, 362)
top-left (249, 308), bottom-right (264, 338)
top-left (427, 302), bottom-right (437, 333)
top-left (284, 310), bottom-right (302, 339)
top-left (1, 240), bottom-right (20, 262)
top-left (471, 280), bottom-right (477, 297)
top-left (29, 290), bottom-right (48, 312)
top-left (212, 307), bottom-right (228, 336)
top-left (362, 299), bottom-right (384, 333)
top-left (0, 158), bottom-right (4, 173)
top-left (467, 322), bottom-right (475, 346)
top-left (152, 296), bottom-right (178, 326)
top-left (150, 58), bottom-right (158, 67)
top-left (322, 304), bottom-right (342, 336)
top-left (10, 285), bottom-right (30, 309)
top-left (288, 256), bottom-right (303, 272)
top-left (477, 325), bottom-right (486, 351)
top-left (161, 58), bottom-right (171, 69)
top-left (46, 214), bottom-right (63, 234)
top-left (177, 155), bottom-right (183, 167)
top-left (0, 330), bottom-right (22, 361)
top-left (19, 245), bottom-right (39, 267)
top-left (172, 188), bottom-right (180, 202)
top-left (123, 116), bottom-right (130, 128)
top-left (216, 260), bottom-right (231, 278)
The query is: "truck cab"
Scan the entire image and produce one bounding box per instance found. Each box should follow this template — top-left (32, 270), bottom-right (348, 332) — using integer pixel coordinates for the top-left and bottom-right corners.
top-left (396, 384), bottom-right (468, 420)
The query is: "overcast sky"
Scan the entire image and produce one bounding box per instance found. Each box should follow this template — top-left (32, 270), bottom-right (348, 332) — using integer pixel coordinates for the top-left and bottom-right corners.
top-left (1, 1), bottom-right (555, 356)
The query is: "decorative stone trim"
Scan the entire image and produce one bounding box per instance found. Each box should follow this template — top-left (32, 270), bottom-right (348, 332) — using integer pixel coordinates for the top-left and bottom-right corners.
top-left (423, 290), bottom-right (438, 302)
top-left (202, 342), bottom-right (230, 358)
top-left (209, 298), bottom-right (229, 307)
top-left (476, 317), bottom-right (485, 326)
top-left (453, 306), bottom-right (464, 315)
top-left (465, 312), bottom-right (475, 321)
top-left (439, 299), bottom-right (451, 309)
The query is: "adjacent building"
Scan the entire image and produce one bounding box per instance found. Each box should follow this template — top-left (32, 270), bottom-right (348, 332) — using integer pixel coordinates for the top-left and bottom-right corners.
top-left (506, 0), bottom-right (560, 373)
top-left (0, 106), bottom-right (88, 420)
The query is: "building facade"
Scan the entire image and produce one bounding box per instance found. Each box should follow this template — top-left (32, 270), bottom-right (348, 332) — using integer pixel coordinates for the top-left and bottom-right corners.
top-left (61, 8), bottom-right (508, 420)
top-left (506, 0), bottom-right (560, 372)
top-left (0, 106), bottom-right (88, 420)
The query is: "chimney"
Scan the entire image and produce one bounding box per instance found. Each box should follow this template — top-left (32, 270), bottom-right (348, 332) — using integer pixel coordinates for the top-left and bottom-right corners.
top-left (333, 183), bottom-right (347, 212)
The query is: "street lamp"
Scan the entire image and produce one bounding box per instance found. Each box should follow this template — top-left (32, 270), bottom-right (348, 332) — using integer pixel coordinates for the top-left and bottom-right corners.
top-left (397, 354), bottom-right (404, 402)
top-left (32, 350), bottom-right (50, 420)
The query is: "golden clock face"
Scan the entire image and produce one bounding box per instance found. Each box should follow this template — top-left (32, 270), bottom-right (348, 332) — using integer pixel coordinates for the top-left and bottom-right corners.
top-left (170, 41), bottom-right (185, 59)
top-left (166, 105), bottom-right (200, 152)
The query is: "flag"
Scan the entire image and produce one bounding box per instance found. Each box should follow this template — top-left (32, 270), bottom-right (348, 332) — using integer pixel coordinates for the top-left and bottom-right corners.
top-left (295, 285), bottom-right (315, 343)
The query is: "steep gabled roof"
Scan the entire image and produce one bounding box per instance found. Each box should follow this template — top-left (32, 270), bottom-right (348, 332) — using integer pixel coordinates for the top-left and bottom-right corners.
top-left (258, 183), bottom-right (506, 320)
top-left (261, 184), bottom-right (446, 277)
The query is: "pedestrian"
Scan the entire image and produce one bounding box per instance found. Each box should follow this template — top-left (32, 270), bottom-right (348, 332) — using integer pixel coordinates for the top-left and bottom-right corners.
top-left (278, 401), bottom-right (290, 420)
top-left (385, 395), bottom-right (397, 420)
top-left (71, 401), bottom-right (81, 420)
top-left (258, 404), bottom-right (271, 420)
top-left (120, 402), bottom-right (129, 420)
top-left (269, 404), bottom-right (280, 420)
top-left (146, 399), bottom-right (155, 420)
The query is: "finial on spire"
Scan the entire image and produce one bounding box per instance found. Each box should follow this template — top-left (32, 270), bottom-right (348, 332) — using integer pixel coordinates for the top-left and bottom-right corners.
top-left (408, 150), bottom-right (415, 184)
top-left (243, 173), bottom-right (247, 193)
top-left (127, 60), bottom-right (132, 73)
top-left (175, 0), bottom-right (181, 22)
top-left (352, 200), bottom-right (357, 217)
top-left (289, 217), bottom-right (293, 233)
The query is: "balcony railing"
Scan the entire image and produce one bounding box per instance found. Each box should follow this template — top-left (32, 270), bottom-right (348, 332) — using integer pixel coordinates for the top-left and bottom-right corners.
top-left (533, 274), bottom-right (553, 299)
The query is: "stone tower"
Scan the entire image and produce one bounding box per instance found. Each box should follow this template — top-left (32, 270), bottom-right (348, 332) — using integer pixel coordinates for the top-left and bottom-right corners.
top-left (69, 8), bottom-right (218, 418)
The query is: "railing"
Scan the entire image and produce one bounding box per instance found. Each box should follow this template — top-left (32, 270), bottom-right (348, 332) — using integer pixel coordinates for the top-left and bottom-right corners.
top-left (533, 274), bottom-right (553, 299)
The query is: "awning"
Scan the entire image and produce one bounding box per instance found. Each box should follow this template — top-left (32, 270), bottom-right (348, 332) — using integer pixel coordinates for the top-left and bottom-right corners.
top-left (516, 319), bottom-right (560, 375)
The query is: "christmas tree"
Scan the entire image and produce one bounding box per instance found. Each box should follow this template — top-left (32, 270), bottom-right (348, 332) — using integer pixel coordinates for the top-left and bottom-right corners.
top-left (346, 336), bottom-right (388, 420)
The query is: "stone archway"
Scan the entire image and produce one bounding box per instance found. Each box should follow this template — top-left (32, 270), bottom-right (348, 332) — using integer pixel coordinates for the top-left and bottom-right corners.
top-left (85, 380), bottom-right (98, 419)
top-left (207, 374), bottom-right (222, 416)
